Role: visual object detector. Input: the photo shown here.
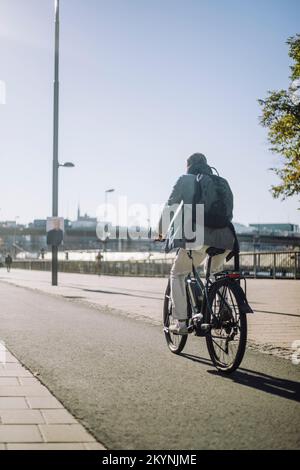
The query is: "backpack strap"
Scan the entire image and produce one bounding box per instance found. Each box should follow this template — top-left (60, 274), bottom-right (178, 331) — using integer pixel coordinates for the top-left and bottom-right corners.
top-left (210, 166), bottom-right (219, 176)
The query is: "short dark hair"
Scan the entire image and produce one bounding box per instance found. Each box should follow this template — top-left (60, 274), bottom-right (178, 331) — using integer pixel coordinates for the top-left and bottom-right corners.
top-left (187, 153), bottom-right (207, 168)
top-left (187, 153), bottom-right (211, 175)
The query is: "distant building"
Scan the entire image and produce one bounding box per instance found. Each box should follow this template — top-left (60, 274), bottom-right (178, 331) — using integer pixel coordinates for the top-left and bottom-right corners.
top-left (71, 206), bottom-right (97, 230)
top-left (30, 219), bottom-right (71, 230)
top-left (32, 219), bottom-right (47, 229)
top-left (249, 223), bottom-right (299, 234)
top-left (233, 223), bottom-right (255, 234)
top-left (0, 221), bottom-right (17, 228)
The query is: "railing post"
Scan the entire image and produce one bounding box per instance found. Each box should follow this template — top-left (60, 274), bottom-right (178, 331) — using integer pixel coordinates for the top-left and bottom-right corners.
top-left (273, 253), bottom-right (276, 279)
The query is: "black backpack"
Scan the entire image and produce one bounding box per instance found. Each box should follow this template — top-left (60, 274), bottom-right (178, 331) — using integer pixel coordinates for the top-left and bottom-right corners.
top-left (193, 169), bottom-right (233, 229)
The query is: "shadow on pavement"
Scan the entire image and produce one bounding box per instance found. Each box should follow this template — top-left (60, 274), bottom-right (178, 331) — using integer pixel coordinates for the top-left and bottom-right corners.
top-left (181, 353), bottom-right (300, 403)
top-left (254, 309), bottom-right (300, 318)
top-left (81, 287), bottom-right (161, 301)
top-left (181, 353), bottom-right (212, 367)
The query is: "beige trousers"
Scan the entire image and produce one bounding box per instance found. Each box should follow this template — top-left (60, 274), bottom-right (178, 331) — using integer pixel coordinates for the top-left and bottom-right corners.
top-left (170, 247), bottom-right (230, 319)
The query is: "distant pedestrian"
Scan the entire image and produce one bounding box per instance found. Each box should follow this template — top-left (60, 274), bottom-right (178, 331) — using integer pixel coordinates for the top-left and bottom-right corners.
top-left (5, 254), bottom-right (12, 273)
top-left (96, 250), bottom-right (103, 275)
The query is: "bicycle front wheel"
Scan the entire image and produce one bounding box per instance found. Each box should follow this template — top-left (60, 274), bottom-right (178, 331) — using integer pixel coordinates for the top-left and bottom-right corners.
top-left (163, 280), bottom-right (188, 354)
top-left (205, 279), bottom-right (247, 373)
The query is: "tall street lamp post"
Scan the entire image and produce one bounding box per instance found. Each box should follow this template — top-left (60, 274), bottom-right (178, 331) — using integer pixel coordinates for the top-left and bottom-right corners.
top-left (103, 189), bottom-right (115, 254)
top-left (104, 188), bottom-right (115, 220)
top-left (51, 0), bottom-right (74, 286)
top-left (13, 216), bottom-right (20, 258)
top-left (52, 0), bottom-right (60, 286)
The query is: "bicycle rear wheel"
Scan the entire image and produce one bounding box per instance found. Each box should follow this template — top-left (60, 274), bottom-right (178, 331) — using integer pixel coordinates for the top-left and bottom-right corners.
top-left (163, 280), bottom-right (188, 354)
top-left (205, 279), bottom-right (247, 373)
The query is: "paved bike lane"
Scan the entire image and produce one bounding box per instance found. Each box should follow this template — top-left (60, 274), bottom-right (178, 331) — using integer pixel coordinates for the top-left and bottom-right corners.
top-left (0, 270), bottom-right (299, 359)
top-left (0, 282), bottom-right (299, 449)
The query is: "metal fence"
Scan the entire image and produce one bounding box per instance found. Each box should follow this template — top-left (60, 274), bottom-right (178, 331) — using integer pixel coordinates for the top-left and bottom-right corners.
top-left (10, 259), bottom-right (172, 277)
top-left (9, 251), bottom-right (300, 279)
top-left (226, 251), bottom-right (300, 279)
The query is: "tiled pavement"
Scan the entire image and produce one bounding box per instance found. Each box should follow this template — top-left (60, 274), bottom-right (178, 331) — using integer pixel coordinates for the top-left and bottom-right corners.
top-left (0, 346), bottom-right (106, 450)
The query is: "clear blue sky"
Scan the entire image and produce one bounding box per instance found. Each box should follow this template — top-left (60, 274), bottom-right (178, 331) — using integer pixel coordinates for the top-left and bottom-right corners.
top-left (1, 0), bottom-right (299, 226)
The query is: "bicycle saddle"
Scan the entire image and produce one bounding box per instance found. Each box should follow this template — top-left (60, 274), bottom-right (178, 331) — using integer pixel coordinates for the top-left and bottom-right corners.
top-left (206, 247), bottom-right (225, 257)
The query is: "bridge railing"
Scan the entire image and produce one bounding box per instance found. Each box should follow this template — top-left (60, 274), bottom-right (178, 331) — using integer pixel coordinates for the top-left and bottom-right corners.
top-left (226, 251), bottom-right (300, 279)
top-left (6, 251), bottom-right (300, 279)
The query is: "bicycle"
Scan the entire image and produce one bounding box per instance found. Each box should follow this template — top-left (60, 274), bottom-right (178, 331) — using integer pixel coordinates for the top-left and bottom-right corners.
top-left (163, 247), bottom-right (253, 374)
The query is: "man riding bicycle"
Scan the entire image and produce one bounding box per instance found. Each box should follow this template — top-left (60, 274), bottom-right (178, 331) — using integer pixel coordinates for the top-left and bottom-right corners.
top-left (158, 153), bottom-right (236, 335)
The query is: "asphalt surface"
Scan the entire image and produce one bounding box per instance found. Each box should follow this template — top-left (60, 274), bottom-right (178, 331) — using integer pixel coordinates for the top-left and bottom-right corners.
top-left (1, 269), bottom-right (300, 357)
top-left (0, 282), bottom-right (299, 450)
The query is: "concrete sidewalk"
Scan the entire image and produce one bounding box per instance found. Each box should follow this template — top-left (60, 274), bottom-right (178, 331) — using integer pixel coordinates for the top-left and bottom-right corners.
top-left (0, 269), bottom-right (299, 359)
top-left (0, 345), bottom-right (106, 450)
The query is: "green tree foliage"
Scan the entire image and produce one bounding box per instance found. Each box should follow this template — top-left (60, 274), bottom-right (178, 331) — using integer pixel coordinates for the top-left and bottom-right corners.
top-left (258, 34), bottom-right (300, 200)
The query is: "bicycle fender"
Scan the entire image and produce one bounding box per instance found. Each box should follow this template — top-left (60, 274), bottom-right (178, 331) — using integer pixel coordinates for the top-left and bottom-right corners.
top-left (228, 280), bottom-right (254, 314)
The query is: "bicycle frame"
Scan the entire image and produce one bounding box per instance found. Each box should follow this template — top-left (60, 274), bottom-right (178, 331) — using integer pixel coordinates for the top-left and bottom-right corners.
top-left (186, 251), bottom-right (214, 319)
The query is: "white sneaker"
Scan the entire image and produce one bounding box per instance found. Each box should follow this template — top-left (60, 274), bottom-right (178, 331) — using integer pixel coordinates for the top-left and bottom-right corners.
top-left (169, 320), bottom-right (188, 335)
